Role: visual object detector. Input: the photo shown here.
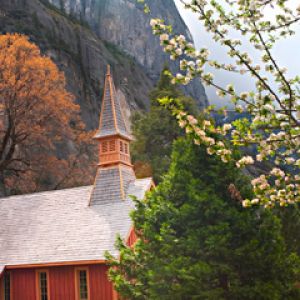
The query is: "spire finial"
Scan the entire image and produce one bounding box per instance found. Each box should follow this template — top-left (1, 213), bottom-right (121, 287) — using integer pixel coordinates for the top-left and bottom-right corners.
top-left (106, 65), bottom-right (111, 76)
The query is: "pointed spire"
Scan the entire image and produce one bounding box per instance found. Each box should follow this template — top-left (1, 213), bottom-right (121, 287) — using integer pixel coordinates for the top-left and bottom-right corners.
top-left (94, 65), bottom-right (132, 141)
top-left (89, 66), bottom-right (136, 205)
top-left (106, 64), bottom-right (111, 76)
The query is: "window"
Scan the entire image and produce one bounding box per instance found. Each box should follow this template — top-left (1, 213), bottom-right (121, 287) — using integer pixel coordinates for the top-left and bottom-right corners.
top-left (120, 141), bottom-right (123, 153)
top-left (37, 270), bottom-right (49, 300)
top-left (4, 273), bottom-right (10, 300)
top-left (76, 269), bottom-right (89, 300)
top-left (79, 271), bottom-right (88, 300)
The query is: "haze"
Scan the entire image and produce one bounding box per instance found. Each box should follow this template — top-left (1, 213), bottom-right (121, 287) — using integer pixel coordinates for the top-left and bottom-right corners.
top-left (174, 0), bottom-right (300, 107)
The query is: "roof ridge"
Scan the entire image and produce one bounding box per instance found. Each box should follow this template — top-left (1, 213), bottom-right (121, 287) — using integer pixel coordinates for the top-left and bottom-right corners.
top-left (2, 185), bottom-right (92, 200)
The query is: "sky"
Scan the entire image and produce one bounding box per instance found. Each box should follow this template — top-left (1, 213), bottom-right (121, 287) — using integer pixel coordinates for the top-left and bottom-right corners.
top-left (174, 0), bottom-right (300, 107)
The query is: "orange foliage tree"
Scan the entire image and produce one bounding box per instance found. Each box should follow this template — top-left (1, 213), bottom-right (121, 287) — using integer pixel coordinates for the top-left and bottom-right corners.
top-left (0, 33), bottom-right (95, 195)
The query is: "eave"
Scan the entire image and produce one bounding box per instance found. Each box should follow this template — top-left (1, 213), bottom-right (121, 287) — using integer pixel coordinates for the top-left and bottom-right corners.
top-left (4, 259), bottom-right (107, 270)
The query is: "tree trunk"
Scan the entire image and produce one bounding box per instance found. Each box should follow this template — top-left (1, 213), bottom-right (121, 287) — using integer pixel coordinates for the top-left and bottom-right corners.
top-left (0, 172), bottom-right (7, 197)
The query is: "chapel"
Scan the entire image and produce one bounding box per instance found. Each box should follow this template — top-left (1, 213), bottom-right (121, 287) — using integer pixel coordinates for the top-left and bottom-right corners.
top-left (0, 66), bottom-right (153, 300)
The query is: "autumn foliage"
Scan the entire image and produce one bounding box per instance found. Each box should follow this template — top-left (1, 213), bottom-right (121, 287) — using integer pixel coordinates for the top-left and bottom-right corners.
top-left (0, 33), bottom-right (95, 195)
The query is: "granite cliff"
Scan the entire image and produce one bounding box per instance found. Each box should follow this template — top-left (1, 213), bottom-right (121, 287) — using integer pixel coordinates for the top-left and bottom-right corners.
top-left (0, 0), bottom-right (207, 129)
top-left (47, 0), bottom-right (208, 108)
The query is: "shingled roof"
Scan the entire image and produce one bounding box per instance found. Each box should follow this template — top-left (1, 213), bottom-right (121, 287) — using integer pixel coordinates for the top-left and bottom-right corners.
top-left (90, 165), bottom-right (136, 205)
top-left (94, 66), bottom-right (132, 140)
top-left (0, 178), bottom-right (152, 274)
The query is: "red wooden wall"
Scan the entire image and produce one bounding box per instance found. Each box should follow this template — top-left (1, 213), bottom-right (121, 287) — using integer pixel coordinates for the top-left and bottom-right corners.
top-left (11, 268), bottom-right (36, 300)
top-left (89, 265), bottom-right (113, 300)
top-left (0, 264), bottom-right (114, 300)
top-left (127, 228), bottom-right (137, 247)
top-left (49, 266), bottom-right (76, 300)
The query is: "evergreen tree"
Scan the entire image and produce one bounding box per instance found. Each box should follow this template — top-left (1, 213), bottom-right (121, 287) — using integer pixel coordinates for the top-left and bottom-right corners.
top-left (131, 66), bottom-right (198, 182)
top-left (276, 205), bottom-right (300, 256)
top-left (107, 138), bottom-right (300, 300)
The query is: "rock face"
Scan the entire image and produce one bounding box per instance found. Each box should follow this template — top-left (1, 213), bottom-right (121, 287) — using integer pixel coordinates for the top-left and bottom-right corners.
top-left (0, 0), bottom-right (156, 129)
top-left (0, 0), bottom-right (208, 130)
top-left (47, 0), bottom-right (208, 108)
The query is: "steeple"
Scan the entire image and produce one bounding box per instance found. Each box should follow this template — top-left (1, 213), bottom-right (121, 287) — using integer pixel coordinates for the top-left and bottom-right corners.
top-left (90, 66), bottom-right (135, 205)
top-left (94, 65), bottom-right (132, 141)
top-left (94, 65), bottom-right (132, 167)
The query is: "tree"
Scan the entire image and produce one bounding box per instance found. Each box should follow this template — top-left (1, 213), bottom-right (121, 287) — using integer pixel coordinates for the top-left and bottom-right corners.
top-left (107, 138), bottom-right (300, 299)
top-left (0, 33), bottom-right (94, 195)
top-left (132, 66), bottom-right (198, 182)
top-left (142, 0), bottom-right (300, 207)
top-left (276, 204), bottom-right (300, 256)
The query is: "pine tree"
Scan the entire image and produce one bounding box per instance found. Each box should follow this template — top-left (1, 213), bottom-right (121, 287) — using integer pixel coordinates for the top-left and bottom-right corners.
top-left (107, 138), bottom-right (300, 300)
top-left (131, 66), bottom-right (198, 182)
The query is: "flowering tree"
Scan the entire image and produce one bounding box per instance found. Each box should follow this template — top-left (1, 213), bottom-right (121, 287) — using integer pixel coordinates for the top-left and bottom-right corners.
top-left (142, 0), bottom-right (300, 207)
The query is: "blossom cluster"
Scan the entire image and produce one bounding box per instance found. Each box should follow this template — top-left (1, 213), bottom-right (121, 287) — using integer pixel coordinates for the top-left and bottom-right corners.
top-left (148, 0), bottom-right (300, 208)
top-left (170, 101), bottom-right (300, 208)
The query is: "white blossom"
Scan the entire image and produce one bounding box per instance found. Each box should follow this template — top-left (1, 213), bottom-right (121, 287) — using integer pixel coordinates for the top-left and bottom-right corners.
top-left (175, 48), bottom-right (183, 56)
top-left (222, 123), bottom-right (232, 131)
top-left (150, 19), bottom-right (158, 27)
top-left (149, 2), bottom-right (300, 207)
top-left (160, 34), bottom-right (169, 41)
top-left (236, 156), bottom-right (254, 168)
